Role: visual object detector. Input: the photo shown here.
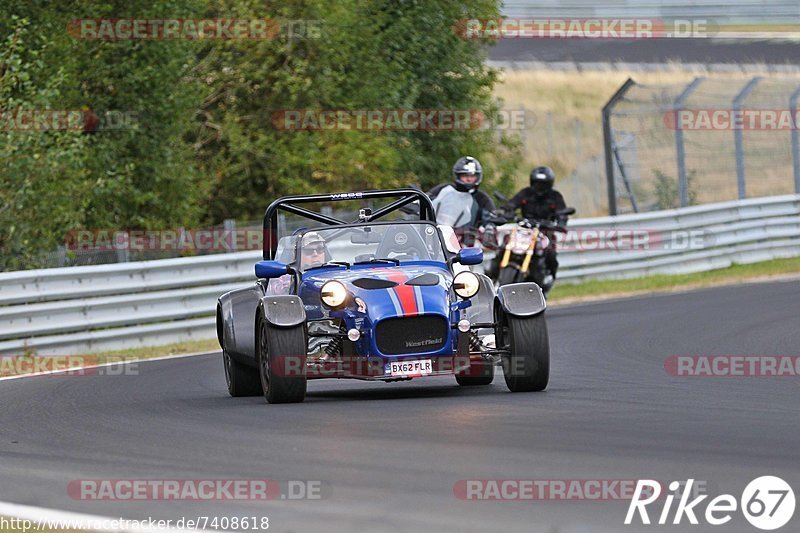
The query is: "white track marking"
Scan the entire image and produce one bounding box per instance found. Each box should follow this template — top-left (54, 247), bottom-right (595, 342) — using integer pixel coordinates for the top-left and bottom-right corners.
top-left (0, 500), bottom-right (204, 532)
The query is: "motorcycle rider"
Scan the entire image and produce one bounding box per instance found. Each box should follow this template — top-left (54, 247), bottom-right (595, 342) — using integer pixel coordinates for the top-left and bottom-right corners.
top-left (505, 166), bottom-right (568, 279)
top-left (428, 156), bottom-right (497, 247)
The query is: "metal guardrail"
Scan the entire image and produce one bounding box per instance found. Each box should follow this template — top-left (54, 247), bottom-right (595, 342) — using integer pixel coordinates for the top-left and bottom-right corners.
top-left (1, 195), bottom-right (798, 356)
top-left (555, 194), bottom-right (800, 281)
top-left (502, 1), bottom-right (800, 24)
top-left (0, 251), bottom-right (260, 356)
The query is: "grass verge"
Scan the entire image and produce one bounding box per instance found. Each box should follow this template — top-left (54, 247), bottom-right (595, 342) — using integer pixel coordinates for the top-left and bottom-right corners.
top-left (548, 256), bottom-right (800, 304)
top-left (86, 337), bottom-right (220, 360)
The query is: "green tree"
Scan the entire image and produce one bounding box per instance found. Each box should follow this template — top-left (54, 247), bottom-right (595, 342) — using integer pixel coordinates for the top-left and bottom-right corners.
top-left (0, 1), bottom-right (206, 269)
top-left (193, 0), bottom-right (519, 222)
top-left (1, 0), bottom-right (520, 269)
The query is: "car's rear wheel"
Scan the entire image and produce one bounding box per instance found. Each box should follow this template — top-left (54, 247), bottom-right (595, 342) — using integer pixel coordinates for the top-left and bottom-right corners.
top-left (257, 312), bottom-right (307, 404)
top-left (223, 350), bottom-right (262, 397)
top-left (455, 357), bottom-right (495, 386)
top-left (501, 313), bottom-right (549, 392)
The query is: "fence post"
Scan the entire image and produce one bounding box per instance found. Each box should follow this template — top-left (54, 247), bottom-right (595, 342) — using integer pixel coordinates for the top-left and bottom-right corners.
top-left (791, 85), bottom-right (800, 194)
top-left (224, 218), bottom-right (236, 252)
top-left (518, 105), bottom-right (528, 147)
top-left (115, 231), bottom-right (130, 263)
top-left (673, 77), bottom-right (704, 208)
top-left (733, 77), bottom-right (762, 200)
top-left (602, 78), bottom-right (636, 216)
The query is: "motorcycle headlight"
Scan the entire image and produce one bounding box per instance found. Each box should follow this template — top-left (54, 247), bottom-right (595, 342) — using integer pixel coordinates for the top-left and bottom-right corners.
top-left (320, 281), bottom-right (348, 308)
top-left (453, 271), bottom-right (480, 299)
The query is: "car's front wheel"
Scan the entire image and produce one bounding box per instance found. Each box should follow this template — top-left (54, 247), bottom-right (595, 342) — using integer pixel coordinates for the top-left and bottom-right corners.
top-left (455, 356), bottom-right (495, 386)
top-left (257, 312), bottom-right (307, 404)
top-left (500, 313), bottom-right (549, 392)
top-left (223, 350), bottom-right (262, 397)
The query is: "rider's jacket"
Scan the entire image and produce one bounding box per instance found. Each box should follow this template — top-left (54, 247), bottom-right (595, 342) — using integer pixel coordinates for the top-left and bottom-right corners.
top-left (428, 183), bottom-right (496, 228)
top-left (508, 187), bottom-right (567, 224)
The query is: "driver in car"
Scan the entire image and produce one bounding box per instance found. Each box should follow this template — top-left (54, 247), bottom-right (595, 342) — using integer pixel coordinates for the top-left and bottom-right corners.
top-left (300, 231), bottom-right (328, 270)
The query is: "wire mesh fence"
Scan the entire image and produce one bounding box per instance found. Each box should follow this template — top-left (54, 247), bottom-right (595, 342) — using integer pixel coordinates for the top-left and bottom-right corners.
top-left (504, 108), bottom-right (604, 217)
top-left (605, 76), bottom-right (800, 214)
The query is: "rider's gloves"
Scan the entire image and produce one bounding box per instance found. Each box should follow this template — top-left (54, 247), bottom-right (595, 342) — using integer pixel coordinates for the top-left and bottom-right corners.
top-left (481, 222), bottom-right (498, 248)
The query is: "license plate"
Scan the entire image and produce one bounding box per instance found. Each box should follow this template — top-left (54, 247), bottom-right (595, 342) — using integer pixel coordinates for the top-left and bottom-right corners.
top-left (390, 359), bottom-right (433, 377)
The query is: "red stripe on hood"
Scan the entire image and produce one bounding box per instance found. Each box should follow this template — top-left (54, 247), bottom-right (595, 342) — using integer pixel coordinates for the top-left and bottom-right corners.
top-left (382, 270), bottom-right (418, 317)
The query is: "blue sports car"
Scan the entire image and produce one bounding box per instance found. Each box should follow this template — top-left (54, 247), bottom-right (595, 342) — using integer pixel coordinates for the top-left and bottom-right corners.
top-left (216, 189), bottom-right (549, 403)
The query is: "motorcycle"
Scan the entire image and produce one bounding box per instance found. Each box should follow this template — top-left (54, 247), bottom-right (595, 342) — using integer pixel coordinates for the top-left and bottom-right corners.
top-left (491, 192), bottom-right (575, 296)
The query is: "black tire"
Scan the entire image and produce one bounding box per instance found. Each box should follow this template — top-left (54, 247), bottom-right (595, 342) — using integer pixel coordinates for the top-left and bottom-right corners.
top-left (223, 350), bottom-right (262, 397)
top-left (496, 265), bottom-right (520, 287)
top-left (455, 357), bottom-right (495, 386)
top-left (501, 313), bottom-right (549, 392)
top-left (256, 313), bottom-right (307, 404)
top-left (529, 261), bottom-right (553, 297)
top-left (483, 256), bottom-right (499, 279)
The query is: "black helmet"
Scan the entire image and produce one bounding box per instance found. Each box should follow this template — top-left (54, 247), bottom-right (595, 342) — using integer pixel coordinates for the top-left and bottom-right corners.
top-left (530, 166), bottom-right (555, 196)
top-left (452, 156), bottom-right (483, 193)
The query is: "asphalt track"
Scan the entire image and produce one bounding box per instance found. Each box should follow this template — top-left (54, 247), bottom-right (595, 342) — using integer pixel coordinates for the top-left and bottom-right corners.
top-left (1, 280), bottom-right (799, 532)
top-left (488, 38), bottom-right (800, 64)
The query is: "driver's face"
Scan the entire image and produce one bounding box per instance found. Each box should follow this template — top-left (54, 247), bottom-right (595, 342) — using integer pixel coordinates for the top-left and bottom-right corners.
top-left (459, 173), bottom-right (478, 184)
top-left (303, 242), bottom-right (325, 264)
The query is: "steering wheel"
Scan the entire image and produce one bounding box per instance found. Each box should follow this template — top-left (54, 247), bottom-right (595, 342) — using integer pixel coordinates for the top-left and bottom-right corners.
top-left (375, 227), bottom-right (430, 261)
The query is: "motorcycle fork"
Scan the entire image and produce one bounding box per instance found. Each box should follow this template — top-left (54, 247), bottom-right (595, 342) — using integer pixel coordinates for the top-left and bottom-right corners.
top-left (519, 228), bottom-right (539, 275)
top-left (499, 228), bottom-right (515, 268)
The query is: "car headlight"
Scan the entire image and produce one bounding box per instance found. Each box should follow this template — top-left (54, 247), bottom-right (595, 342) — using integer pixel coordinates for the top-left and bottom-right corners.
top-left (320, 280), bottom-right (348, 308)
top-left (453, 271), bottom-right (480, 299)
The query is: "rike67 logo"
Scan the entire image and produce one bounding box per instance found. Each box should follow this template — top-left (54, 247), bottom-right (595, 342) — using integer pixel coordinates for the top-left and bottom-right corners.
top-left (626, 477), bottom-right (795, 530)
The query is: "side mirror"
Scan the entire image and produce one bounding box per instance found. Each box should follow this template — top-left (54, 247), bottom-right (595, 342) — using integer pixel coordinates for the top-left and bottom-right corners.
top-left (455, 247), bottom-right (483, 266)
top-left (493, 190), bottom-right (509, 203)
top-left (255, 260), bottom-right (289, 279)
